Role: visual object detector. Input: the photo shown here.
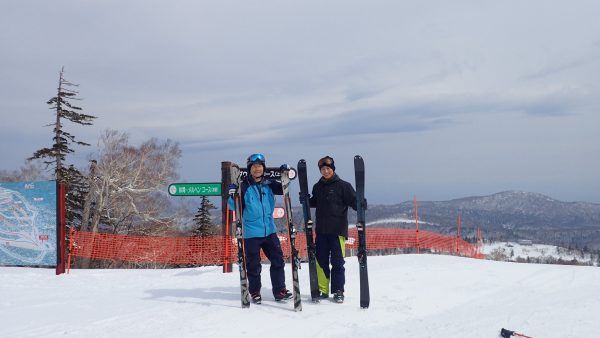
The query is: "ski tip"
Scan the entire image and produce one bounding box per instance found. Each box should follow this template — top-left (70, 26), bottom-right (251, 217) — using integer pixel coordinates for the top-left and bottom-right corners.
top-left (354, 155), bottom-right (362, 160)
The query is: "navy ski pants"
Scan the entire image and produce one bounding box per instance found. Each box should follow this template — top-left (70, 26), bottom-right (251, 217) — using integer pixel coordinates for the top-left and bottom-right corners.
top-left (244, 233), bottom-right (286, 295)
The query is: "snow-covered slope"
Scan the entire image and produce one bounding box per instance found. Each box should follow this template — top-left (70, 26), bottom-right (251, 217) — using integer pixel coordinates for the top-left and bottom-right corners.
top-left (483, 241), bottom-right (596, 265)
top-left (1, 255), bottom-right (599, 338)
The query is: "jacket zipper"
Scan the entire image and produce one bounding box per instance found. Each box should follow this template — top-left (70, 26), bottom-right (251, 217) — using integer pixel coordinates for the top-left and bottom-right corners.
top-left (256, 183), bottom-right (267, 237)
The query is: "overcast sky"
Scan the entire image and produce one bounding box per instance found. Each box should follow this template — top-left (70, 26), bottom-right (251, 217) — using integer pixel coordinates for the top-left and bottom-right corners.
top-left (1, 1), bottom-right (599, 204)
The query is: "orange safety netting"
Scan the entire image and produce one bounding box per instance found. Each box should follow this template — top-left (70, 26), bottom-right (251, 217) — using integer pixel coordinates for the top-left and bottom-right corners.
top-left (69, 228), bottom-right (482, 266)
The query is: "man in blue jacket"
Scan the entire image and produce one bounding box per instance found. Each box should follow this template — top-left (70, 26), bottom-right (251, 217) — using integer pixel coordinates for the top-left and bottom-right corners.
top-left (229, 153), bottom-right (292, 304)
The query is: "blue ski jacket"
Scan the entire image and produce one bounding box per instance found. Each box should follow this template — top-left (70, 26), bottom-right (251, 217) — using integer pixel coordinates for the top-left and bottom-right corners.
top-left (228, 177), bottom-right (283, 239)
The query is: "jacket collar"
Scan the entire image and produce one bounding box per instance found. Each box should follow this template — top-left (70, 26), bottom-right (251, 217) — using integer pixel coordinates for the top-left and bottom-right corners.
top-left (246, 175), bottom-right (263, 186)
top-left (319, 173), bottom-right (340, 184)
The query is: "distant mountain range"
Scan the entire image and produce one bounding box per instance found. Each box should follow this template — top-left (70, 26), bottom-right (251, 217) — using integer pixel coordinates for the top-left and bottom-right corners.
top-left (357, 191), bottom-right (600, 249)
top-left (273, 190), bottom-right (600, 249)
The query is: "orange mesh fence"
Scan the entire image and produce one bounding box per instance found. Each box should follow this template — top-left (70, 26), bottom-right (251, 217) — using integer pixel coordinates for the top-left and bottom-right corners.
top-left (70, 231), bottom-right (235, 265)
top-left (69, 228), bottom-right (481, 266)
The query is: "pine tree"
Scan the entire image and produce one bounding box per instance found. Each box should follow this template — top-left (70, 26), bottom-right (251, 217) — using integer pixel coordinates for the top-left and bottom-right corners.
top-left (192, 196), bottom-right (216, 236)
top-left (29, 67), bottom-right (96, 229)
top-left (63, 164), bottom-right (89, 230)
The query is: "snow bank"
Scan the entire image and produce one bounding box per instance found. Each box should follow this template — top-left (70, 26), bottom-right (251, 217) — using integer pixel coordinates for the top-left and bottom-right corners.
top-left (1, 255), bottom-right (599, 337)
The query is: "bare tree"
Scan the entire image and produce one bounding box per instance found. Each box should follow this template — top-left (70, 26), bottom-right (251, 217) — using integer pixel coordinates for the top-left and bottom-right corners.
top-left (0, 160), bottom-right (50, 182)
top-left (84, 129), bottom-right (181, 235)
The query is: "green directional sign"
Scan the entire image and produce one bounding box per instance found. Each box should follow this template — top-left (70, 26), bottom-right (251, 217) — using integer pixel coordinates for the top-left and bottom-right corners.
top-left (168, 183), bottom-right (222, 196)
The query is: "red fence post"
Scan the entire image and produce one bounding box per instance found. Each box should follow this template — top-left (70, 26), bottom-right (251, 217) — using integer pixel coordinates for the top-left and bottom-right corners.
top-left (456, 212), bottom-right (461, 255)
top-left (56, 182), bottom-right (66, 275)
top-left (414, 195), bottom-right (420, 254)
top-left (67, 227), bottom-right (75, 273)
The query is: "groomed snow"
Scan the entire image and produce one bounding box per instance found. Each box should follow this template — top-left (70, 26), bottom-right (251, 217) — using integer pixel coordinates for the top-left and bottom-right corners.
top-left (1, 254), bottom-right (599, 337)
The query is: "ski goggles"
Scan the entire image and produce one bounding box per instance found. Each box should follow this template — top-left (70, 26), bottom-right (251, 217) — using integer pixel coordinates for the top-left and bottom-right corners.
top-left (318, 156), bottom-right (335, 171)
top-left (247, 153), bottom-right (265, 163)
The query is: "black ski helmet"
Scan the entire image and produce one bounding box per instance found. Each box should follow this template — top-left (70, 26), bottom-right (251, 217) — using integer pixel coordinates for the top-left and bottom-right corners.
top-left (247, 153), bottom-right (266, 172)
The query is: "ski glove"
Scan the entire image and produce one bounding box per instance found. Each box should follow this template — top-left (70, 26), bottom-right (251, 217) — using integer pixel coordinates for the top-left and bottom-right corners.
top-left (299, 192), bottom-right (310, 204)
top-left (228, 183), bottom-right (237, 195)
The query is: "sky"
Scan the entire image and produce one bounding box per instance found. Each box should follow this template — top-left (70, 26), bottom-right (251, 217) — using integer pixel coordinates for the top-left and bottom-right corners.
top-left (2, 254), bottom-right (599, 337)
top-left (1, 1), bottom-right (599, 204)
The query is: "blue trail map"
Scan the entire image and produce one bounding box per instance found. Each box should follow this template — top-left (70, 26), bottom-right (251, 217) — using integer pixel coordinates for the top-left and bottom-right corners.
top-left (0, 181), bottom-right (56, 266)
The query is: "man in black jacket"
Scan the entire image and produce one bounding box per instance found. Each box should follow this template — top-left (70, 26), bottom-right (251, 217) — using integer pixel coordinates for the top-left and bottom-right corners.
top-left (308, 156), bottom-right (357, 303)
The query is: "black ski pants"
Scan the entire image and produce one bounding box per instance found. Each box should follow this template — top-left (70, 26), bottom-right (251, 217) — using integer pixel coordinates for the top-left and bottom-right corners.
top-left (315, 233), bottom-right (346, 293)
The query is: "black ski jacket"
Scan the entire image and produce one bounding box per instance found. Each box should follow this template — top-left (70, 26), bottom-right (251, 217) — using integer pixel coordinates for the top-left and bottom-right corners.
top-left (309, 174), bottom-right (357, 239)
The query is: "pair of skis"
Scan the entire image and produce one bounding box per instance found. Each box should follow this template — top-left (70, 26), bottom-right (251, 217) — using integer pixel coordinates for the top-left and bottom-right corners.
top-left (354, 155), bottom-right (370, 309)
top-left (297, 156), bottom-right (370, 309)
top-left (228, 166), bottom-right (251, 308)
top-left (297, 160), bottom-right (320, 302)
top-left (280, 169), bottom-right (302, 311)
top-left (228, 165), bottom-right (302, 311)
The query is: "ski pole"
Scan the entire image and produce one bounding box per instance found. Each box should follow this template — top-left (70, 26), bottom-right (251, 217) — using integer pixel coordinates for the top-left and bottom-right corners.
top-left (500, 328), bottom-right (532, 338)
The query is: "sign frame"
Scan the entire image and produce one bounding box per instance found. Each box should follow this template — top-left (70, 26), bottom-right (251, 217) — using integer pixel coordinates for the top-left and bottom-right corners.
top-left (239, 167), bottom-right (296, 180)
top-left (168, 182), bottom-right (222, 196)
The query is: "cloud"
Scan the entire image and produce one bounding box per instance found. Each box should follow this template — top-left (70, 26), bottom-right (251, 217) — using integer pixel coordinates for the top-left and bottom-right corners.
top-left (170, 85), bottom-right (591, 155)
top-left (2, 1), bottom-right (600, 203)
top-left (521, 59), bottom-right (592, 81)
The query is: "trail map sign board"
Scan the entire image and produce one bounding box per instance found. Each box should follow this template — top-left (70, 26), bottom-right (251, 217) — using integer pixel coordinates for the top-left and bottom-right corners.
top-left (168, 183), bottom-right (222, 196)
top-left (0, 180), bottom-right (57, 266)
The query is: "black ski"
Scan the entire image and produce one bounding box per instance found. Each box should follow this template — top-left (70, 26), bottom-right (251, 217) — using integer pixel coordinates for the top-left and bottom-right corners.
top-left (230, 166), bottom-right (250, 308)
top-left (297, 159), bottom-right (320, 302)
top-left (354, 155), bottom-right (370, 309)
top-left (281, 168), bottom-right (302, 311)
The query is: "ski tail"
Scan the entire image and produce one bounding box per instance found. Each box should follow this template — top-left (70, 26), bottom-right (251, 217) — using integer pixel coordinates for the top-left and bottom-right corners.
top-left (297, 159), bottom-right (320, 302)
top-left (354, 155), bottom-right (370, 309)
top-left (281, 169), bottom-right (302, 311)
